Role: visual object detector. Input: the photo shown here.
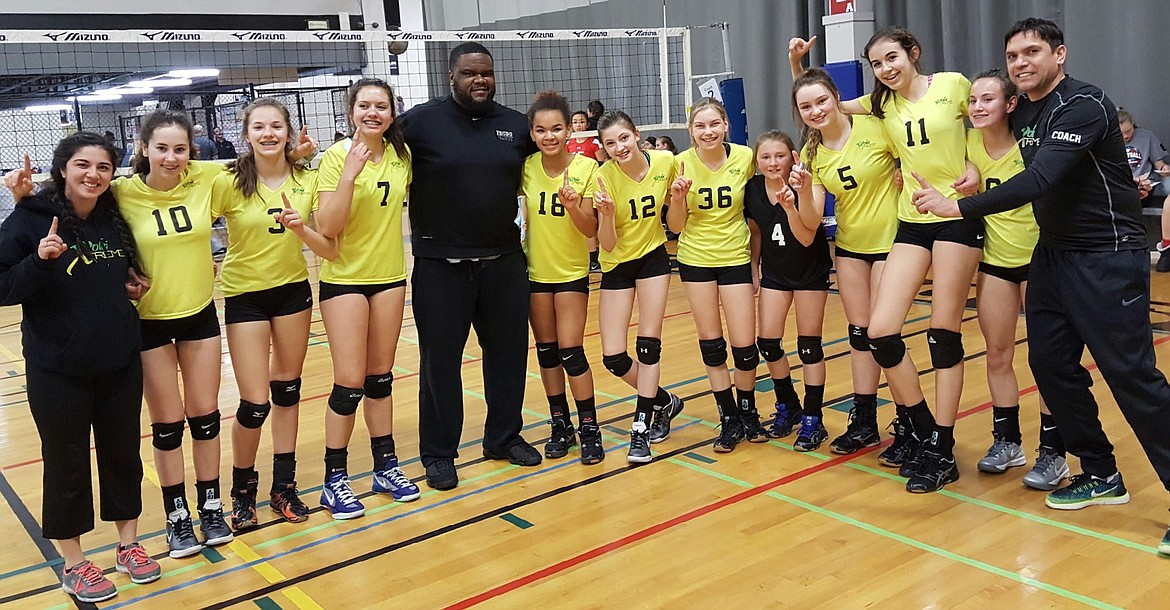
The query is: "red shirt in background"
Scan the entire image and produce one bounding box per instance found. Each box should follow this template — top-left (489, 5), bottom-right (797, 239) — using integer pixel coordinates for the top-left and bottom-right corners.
top-left (566, 136), bottom-right (602, 162)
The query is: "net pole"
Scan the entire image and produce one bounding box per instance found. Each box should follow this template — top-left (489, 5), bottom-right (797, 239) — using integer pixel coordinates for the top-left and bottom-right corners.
top-left (682, 27), bottom-right (693, 115)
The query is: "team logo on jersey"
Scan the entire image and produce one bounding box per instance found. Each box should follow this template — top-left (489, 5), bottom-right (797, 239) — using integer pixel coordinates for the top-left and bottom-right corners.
top-left (728, 168), bottom-right (743, 176)
top-left (855, 139), bottom-right (874, 149)
top-left (181, 179), bottom-right (198, 189)
top-left (290, 186), bottom-right (306, 194)
top-left (652, 174), bottom-right (666, 182)
top-left (65, 238), bottom-right (125, 276)
top-left (568, 176), bottom-right (584, 185)
top-left (1018, 125), bottom-right (1040, 148)
top-left (391, 160), bottom-right (404, 168)
top-left (1013, 159), bottom-right (1025, 170)
top-left (496, 130), bottom-right (514, 142)
top-left (934, 96), bottom-right (951, 105)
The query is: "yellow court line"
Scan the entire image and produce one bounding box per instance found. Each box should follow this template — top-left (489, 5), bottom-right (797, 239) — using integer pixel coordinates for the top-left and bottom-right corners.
top-left (228, 539), bottom-right (324, 610)
top-left (141, 460), bottom-right (160, 488)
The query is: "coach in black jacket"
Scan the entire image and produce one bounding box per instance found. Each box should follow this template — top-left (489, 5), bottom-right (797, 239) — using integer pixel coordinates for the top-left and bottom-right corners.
top-left (912, 18), bottom-right (1170, 552)
top-left (400, 42), bottom-right (542, 490)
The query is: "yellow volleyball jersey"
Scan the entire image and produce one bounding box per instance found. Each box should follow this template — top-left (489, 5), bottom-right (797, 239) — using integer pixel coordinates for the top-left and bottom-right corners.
top-left (966, 129), bottom-right (1037, 268)
top-left (590, 150), bottom-right (676, 271)
top-left (521, 153), bottom-right (597, 283)
top-left (861, 72), bottom-right (971, 223)
top-left (674, 143), bottom-right (753, 267)
top-left (807, 115), bottom-right (899, 254)
top-left (211, 169), bottom-right (317, 296)
top-left (112, 160), bottom-right (223, 320)
top-left (316, 139), bottom-right (411, 284)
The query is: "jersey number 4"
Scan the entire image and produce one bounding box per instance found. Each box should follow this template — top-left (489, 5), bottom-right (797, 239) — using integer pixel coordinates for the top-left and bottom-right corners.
top-left (152, 206), bottom-right (193, 236)
top-left (771, 224), bottom-right (786, 246)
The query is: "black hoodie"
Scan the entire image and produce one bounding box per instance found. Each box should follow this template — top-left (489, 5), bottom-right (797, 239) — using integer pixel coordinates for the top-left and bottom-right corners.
top-left (0, 191), bottom-right (141, 375)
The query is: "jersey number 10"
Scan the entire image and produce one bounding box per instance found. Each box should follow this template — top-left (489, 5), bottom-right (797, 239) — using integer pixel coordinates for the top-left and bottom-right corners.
top-left (152, 206), bottom-right (193, 236)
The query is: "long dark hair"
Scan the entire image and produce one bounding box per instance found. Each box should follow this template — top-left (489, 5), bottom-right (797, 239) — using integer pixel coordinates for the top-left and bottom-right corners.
top-left (48, 131), bottom-right (142, 273)
top-left (130, 109), bottom-right (194, 176)
top-left (228, 98), bottom-right (306, 199)
top-left (862, 26), bottom-right (923, 120)
top-left (345, 78), bottom-right (411, 163)
top-left (792, 68), bottom-right (845, 166)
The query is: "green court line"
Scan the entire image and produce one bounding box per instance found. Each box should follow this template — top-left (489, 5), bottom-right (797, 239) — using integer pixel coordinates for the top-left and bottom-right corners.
top-left (251, 465), bottom-right (519, 550)
top-left (500, 513), bottom-right (534, 530)
top-left (667, 458), bottom-right (1122, 610)
top-left (201, 547), bottom-right (226, 563)
top-left (254, 597), bottom-right (283, 610)
top-left (684, 452), bottom-right (717, 464)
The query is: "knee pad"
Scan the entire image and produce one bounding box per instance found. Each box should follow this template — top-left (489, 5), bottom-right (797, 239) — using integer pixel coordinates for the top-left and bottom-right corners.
top-left (731, 344), bottom-right (759, 371)
top-left (868, 334), bottom-right (907, 369)
top-left (236, 399), bottom-right (271, 430)
top-left (635, 336), bottom-right (662, 365)
top-left (698, 337), bottom-right (728, 368)
top-left (187, 410), bottom-right (221, 441)
top-left (151, 420), bottom-right (184, 451)
top-left (796, 336), bottom-right (824, 365)
top-left (328, 384), bottom-right (364, 416)
top-left (927, 328), bottom-right (964, 369)
top-left (848, 324), bottom-right (871, 352)
top-left (602, 351), bottom-right (633, 377)
top-left (536, 342), bottom-right (561, 369)
top-left (559, 345), bottom-right (590, 377)
top-left (757, 337), bottom-right (784, 363)
top-left (364, 372), bottom-right (394, 399)
top-left (269, 377), bottom-right (301, 407)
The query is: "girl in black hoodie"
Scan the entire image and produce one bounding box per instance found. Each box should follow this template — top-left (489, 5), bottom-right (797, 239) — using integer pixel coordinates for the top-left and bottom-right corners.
top-left (0, 132), bottom-right (159, 603)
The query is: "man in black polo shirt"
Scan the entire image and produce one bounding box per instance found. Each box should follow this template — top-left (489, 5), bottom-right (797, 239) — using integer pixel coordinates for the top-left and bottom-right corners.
top-left (912, 18), bottom-right (1170, 554)
top-left (399, 42), bottom-right (541, 490)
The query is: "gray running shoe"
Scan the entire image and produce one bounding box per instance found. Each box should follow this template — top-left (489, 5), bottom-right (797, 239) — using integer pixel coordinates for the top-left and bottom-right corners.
top-left (648, 393), bottom-right (684, 443)
top-left (977, 435), bottom-right (1026, 473)
top-left (1023, 448), bottom-right (1070, 491)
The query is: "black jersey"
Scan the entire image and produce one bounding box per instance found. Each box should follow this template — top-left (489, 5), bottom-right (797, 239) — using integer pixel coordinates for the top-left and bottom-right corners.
top-left (957, 77), bottom-right (1144, 252)
top-left (743, 175), bottom-right (832, 287)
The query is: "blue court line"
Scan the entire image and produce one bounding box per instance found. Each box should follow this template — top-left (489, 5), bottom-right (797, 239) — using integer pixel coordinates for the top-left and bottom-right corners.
top-left (1, 313), bottom-right (935, 581)
top-left (102, 421), bottom-right (700, 609)
top-left (0, 469), bottom-right (62, 578)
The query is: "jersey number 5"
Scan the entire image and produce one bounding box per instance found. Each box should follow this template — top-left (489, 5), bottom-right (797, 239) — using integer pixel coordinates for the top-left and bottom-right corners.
top-left (836, 166), bottom-right (858, 190)
top-left (152, 206), bottom-right (193, 237)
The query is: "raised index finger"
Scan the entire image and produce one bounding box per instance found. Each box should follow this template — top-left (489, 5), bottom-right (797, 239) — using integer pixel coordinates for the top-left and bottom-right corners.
top-left (679, 161), bottom-right (686, 177)
top-left (910, 170), bottom-right (931, 189)
top-left (298, 125), bottom-right (309, 142)
top-left (597, 176), bottom-right (608, 196)
top-left (281, 192), bottom-right (293, 210)
top-left (48, 216), bottom-right (58, 235)
top-left (23, 153), bottom-right (31, 176)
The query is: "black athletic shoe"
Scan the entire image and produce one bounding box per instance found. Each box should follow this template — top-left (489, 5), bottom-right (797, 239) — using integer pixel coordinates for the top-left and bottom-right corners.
top-left (425, 459), bottom-right (458, 490)
top-left (766, 402), bottom-right (803, 439)
top-left (1158, 251), bottom-right (1170, 273)
top-left (579, 424), bottom-right (605, 465)
top-left (878, 418), bottom-right (916, 468)
top-left (648, 393), bottom-right (684, 443)
top-left (905, 449), bottom-right (959, 493)
top-left (198, 502), bottom-right (234, 546)
top-left (712, 415), bottom-right (745, 453)
top-left (544, 419), bottom-right (577, 459)
top-left (484, 440), bottom-right (543, 466)
top-left (898, 438), bottom-right (928, 478)
top-left (229, 482), bottom-right (258, 531)
top-left (792, 415), bottom-right (829, 452)
top-left (830, 407), bottom-right (881, 455)
top-left (628, 422), bottom-right (653, 463)
top-left (740, 409), bottom-right (768, 443)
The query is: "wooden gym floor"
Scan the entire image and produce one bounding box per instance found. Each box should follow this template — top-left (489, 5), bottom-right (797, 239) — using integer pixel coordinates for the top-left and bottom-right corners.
top-left (3, 240), bottom-right (1170, 609)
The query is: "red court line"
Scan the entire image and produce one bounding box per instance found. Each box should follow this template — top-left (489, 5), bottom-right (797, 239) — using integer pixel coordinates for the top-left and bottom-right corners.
top-left (443, 335), bottom-right (1170, 609)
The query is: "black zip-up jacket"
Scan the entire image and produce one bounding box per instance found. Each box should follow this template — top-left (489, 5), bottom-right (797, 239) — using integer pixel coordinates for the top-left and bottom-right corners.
top-left (958, 76), bottom-right (1144, 251)
top-left (0, 192), bottom-right (141, 375)
top-left (399, 94), bottom-right (537, 259)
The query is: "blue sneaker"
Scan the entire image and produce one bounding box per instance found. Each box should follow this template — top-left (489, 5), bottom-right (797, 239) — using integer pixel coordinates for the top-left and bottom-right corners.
top-left (1045, 473), bottom-right (1130, 510)
top-left (792, 415), bottom-right (828, 452)
top-left (372, 461), bottom-right (421, 502)
top-left (320, 471), bottom-right (365, 519)
top-left (766, 402), bottom-right (803, 439)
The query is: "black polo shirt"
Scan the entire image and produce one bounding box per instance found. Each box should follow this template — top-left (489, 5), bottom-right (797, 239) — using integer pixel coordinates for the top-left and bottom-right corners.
top-left (399, 95), bottom-right (537, 259)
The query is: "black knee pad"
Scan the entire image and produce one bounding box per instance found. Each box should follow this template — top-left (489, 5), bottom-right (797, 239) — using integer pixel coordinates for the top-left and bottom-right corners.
top-left (328, 384), bottom-right (364, 416)
top-left (559, 345), bottom-right (590, 377)
top-left (236, 399), bottom-right (271, 430)
top-left (269, 377), bottom-right (302, 407)
top-left (796, 336), bottom-right (824, 365)
top-left (364, 372), bottom-right (394, 399)
top-left (869, 334), bottom-right (907, 369)
top-left (698, 337), bottom-right (728, 368)
top-left (602, 351), bottom-right (633, 377)
top-left (757, 337), bottom-right (784, 362)
top-left (731, 344), bottom-right (759, 371)
top-left (187, 410), bottom-right (221, 441)
top-left (848, 324), bottom-right (871, 352)
top-left (151, 420), bottom-right (184, 451)
top-left (536, 341), bottom-right (561, 369)
top-left (928, 328), bottom-right (964, 369)
top-left (635, 336), bottom-right (662, 365)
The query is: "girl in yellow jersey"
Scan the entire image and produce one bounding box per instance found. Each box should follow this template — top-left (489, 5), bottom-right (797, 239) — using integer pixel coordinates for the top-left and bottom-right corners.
top-left (521, 92), bottom-right (603, 465)
top-left (212, 99), bottom-right (338, 531)
top-left (592, 111), bottom-right (683, 464)
top-left (791, 68), bottom-right (900, 457)
top-left (792, 29), bottom-right (981, 493)
top-left (314, 79), bottom-right (418, 519)
top-left (665, 98), bottom-right (764, 454)
top-left (966, 70), bottom-right (1068, 490)
top-left (111, 110), bottom-right (233, 557)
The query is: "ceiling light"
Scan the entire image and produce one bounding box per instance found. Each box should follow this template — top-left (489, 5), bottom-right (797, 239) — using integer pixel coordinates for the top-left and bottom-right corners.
top-left (70, 93), bottom-right (123, 102)
top-left (166, 68), bottom-right (219, 78)
top-left (25, 104), bottom-right (72, 112)
top-left (105, 87), bottom-right (154, 94)
top-left (128, 78), bottom-right (192, 88)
